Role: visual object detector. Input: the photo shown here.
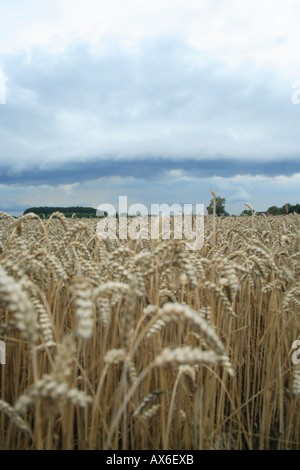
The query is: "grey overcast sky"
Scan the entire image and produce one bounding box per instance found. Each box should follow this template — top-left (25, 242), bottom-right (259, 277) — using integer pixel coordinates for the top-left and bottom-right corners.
top-left (0, 0), bottom-right (300, 215)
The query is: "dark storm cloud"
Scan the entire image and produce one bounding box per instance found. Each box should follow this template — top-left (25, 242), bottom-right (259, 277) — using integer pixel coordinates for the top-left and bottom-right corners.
top-left (0, 157), bottom-right (299, 186)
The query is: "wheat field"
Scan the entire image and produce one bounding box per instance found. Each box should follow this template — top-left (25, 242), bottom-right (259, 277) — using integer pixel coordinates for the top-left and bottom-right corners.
top-left (0, 210), bottom-right (299, 450)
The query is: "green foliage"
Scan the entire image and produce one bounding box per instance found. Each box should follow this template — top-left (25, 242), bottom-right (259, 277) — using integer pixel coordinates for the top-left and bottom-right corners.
top-left (240, 209), bottom-right (253, 216)
top-left (267, 206), bottom-right (281, 216)
top-left (207, 196), bottom-right (229, 216)
top-left (267, 203), bottom-right (300, 215)
top-left (23, 206), bottom-right (99, 218)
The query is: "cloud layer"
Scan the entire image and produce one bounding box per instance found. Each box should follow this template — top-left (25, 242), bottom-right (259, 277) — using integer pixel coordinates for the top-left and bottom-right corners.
top-left (1, 157), bottom-right (300, 186)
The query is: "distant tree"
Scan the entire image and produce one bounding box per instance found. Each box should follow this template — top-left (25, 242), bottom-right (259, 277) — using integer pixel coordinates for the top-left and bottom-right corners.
top-left (267, 205), bottom-right (281, 216)
top-left (240, 209), bottom-right (252, 216)
top-left (265, 203), bottom-right (300, 215)
top-left (290, 203), bottom-right (300, 214)
top-left (282, 203), bottom-right (292, 215)
top-left (207, 196), bottom-right (229, 216)
top-left (23, 206), bottom-right (98, 218)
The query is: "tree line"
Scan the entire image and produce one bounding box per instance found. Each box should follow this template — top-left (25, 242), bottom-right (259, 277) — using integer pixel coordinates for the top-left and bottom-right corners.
top-left (240, 203), bottom-right (300, 216)
top-left (23, 206), bottom-right (99, 218)
top-left (265, 203), bottom-right (300, 215)
top-left (22, 200), bottom-right (300, 219)
top-left (207, 197), bottom-right (300, 216)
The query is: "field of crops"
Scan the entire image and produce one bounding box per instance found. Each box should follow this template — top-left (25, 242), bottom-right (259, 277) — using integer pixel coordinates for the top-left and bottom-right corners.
top-left (0, 211), bottom-right (299, 450)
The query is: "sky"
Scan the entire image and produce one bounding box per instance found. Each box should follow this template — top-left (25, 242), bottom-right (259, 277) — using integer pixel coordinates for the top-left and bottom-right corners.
top-left (0, 0), bottom-right (300, 215)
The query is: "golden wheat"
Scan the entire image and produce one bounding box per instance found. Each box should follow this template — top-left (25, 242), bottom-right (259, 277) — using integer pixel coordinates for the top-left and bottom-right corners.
top-left (0, 212), bottom-right (299, 450)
